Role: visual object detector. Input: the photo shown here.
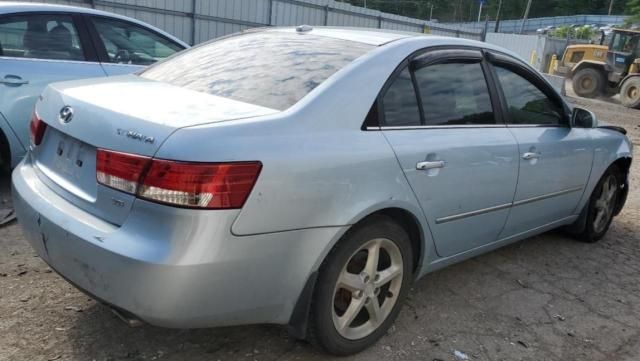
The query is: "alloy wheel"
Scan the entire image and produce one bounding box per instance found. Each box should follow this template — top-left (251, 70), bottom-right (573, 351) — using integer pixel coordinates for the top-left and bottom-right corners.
top-left (593, 174), bottom-right (618, 234)
top-left (331, 238), bottom-right (403, 340)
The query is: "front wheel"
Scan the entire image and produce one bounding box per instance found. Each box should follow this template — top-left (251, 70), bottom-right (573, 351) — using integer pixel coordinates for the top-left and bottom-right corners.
top-left (576, 165), bottom-right (622, 243)
top-left (620, 77), bottom-right (640, 109)
top-left (572, 68), bottom-right (604, 98)
top-left (309, 215), bottom-right (413, 355)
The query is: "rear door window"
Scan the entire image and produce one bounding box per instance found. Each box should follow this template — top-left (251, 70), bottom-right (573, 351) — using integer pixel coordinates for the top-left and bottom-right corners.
top-left (141, 31), bottom-right (373, 110)
top-left (381, 68), bottom-right (421, 127)
top-left (414, 61), bottom-right (496, 126)
top-left (0, 14), bottom-right (85, 61)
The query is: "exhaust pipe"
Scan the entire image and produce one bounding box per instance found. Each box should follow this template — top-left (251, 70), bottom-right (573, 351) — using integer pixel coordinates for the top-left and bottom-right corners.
top-left (110, 307), bottom-right (144, 327)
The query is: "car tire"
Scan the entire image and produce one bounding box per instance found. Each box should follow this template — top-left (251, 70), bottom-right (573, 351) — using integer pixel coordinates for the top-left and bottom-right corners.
top-left (308, 215), bottom-right (413, 356)
top-left (573, 68), bottom-right (604, 98)
top-left (620, 77), bottom-right (640, 109)
top-left (575, 165), bottom-right (622, 243)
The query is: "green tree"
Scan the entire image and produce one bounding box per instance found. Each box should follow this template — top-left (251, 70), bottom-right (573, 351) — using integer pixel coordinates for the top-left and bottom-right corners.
top-left (340, 0), bottom-right (629, 23)
top-left (627, 0), bottom-right (640, 24)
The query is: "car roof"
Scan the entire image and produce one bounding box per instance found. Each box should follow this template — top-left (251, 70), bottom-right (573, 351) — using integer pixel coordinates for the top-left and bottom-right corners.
top-left (0, 1), bottom-right (189, 48)
top-left (268, 27), bottom-right (421, 46)
top-left (266, 26), bottom-right (500, 55)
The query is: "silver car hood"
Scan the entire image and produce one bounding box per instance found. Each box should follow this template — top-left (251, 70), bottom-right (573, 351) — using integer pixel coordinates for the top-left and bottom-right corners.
top-left (37, 75), bottom-right (279, 156)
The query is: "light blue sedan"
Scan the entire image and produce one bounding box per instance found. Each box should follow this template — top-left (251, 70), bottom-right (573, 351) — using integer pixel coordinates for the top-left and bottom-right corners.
top-left (11, 27), bottom-right (632, 355)
top-left (0, 2), bottom-right (188, 168)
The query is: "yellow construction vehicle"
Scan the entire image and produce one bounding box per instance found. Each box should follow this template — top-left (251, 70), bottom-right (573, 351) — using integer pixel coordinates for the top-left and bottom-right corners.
top-left (557, 28), bottom-right (640, 108)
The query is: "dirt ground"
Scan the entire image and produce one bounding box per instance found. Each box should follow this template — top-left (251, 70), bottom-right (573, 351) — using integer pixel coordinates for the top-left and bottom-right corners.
top-left (0, 95), bottom-right (639, 361)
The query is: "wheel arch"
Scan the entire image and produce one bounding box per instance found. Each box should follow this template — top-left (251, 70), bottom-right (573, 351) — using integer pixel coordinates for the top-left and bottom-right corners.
top-left (359, 208), bottom-right (425, 275)
top-left (288, 204), bottom-right (430, 340)
top-left (620, 74), bottom-right (640, 87)
top-left (565, 155), bottom-right (631, 236)
top-left (0, 112), bottom-right (26, 169)
top-left (611, 156), bottom-right (632, 216)
top-left (570, 60), bottom-right (608, 78)
top-left (0, 128), bottom-right (10, 170)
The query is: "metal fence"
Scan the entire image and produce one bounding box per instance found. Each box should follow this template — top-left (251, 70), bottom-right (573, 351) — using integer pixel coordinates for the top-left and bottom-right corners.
top-left (14, 0), bottom-right (484, 44)
top-left (448, 14), bottom-right (628, 34)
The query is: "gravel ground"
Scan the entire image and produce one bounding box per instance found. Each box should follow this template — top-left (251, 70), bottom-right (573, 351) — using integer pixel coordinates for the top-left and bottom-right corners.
top-left (0, 95), bottom-right (638, 361)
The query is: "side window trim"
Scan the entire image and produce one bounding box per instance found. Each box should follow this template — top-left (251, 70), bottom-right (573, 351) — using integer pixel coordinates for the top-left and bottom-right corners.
top-left (485, 51), bottom-right (570, 127)
top-left (72, 13), bottom-right (99, 62)
top-left (371, 46), bottom-right (507, 130)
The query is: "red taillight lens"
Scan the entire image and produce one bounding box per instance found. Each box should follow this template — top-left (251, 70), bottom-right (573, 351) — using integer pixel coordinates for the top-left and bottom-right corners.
top-left (96, 149), bottom-right (262, 209)
top-left (96, 149), bottom-right (151, 194)
top-left (29, 111), bottom-right (47, 146)
top-left (138, 160), bottom-right (262, 209)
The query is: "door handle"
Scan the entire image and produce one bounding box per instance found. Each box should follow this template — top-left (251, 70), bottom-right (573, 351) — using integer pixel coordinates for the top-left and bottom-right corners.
top-left (0, 75), bottom-right (29, 86)
top-left (416, 160), bottom-right (446, 170)
top-left (522, 152), bottom-right (541, 160)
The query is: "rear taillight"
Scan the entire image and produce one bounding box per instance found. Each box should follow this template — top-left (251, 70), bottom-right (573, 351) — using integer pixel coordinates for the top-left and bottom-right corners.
top-left (96, 149), bottom-right (262, 209)
top-left (29, 111), bottom-right (47, 146)
top-left (96, 150), bottom-right (151, 194)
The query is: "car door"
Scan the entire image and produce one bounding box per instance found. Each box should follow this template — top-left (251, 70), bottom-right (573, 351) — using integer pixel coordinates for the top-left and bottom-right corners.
top-left (86, 15), bottom-right (185, 76)
top-left (488, 55), bottom-right (594, 238)
top-left (380, 49), bottom-right (520, 258)
top-left (0, 12), bottom-right (105, 164)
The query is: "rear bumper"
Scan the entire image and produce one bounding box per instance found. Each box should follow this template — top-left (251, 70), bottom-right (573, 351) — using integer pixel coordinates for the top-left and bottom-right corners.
top-left (12, 158), bottom-right (344, 328)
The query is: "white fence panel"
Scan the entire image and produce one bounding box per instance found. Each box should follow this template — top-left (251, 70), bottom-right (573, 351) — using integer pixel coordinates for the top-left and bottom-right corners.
top-left (18, 0), bottom-right (484, 44)
top-left (485, 33), bottom-right (543, 64)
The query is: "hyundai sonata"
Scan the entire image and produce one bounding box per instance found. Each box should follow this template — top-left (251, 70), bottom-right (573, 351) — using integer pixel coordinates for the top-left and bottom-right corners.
top-left (12, 27), bottom-right (632, 355)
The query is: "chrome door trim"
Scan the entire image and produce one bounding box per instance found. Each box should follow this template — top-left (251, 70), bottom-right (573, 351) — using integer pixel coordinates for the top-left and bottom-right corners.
top-left (435, 185), bottom-right (584, 224)
top-left (377, 124), bottom-right (506, 131)
top-left (435, 203), bottom-right (512, 224)
top-left (0, 56), bottom-right (97, 65)
top-left (512, 186), bottom-right (584, 207)
top-left (506, 124), bottom-right (569, 128)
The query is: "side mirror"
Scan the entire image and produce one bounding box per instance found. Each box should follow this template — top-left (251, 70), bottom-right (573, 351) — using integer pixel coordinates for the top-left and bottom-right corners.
top-left (571, 107), bottom-right (598, 128)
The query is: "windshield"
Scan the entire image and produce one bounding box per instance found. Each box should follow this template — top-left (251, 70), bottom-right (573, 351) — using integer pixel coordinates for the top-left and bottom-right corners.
top-left (611, 32), bottom-right (640, 53)
top-left (140, 31), bottom-right (374, 110)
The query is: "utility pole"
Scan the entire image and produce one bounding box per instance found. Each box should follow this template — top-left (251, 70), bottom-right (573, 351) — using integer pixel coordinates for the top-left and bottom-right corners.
top-left (429, 3), bottom-right (434, 21)
top-left (494, 0), bottom-right (503, 32)
top-left (608, 0), bottom-right (614, 15)
top-left (477, 0), bottom-right (484, 23)
top-left (363, 0), bottom-right (367, 9)
top-left (519, 0), bottom-right (533, 34)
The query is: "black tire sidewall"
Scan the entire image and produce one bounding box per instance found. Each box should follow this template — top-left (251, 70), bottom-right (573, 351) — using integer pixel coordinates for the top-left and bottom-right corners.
top-left (573, 68), bottom-right (603, 98)
top-left (620, 78), bottom-right (640, 109)
top-left (310, 215), bottom-right (413, 356)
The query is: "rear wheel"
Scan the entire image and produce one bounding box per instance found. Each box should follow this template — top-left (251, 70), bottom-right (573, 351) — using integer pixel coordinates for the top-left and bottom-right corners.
top-left (573, 68), bottom-right (604, 98)
top-left (575, 165), bottom-right (621, 243)
top-left (309, 215), bottom-right (412, 355)
top-left (620, 77), bottom-right (640, 109)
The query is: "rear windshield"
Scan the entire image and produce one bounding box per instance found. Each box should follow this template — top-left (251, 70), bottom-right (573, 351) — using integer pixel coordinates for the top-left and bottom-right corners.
top-left (140, 31), bottom-right (374, 110)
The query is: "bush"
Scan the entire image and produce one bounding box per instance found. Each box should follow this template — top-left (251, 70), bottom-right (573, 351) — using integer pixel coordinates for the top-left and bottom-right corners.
top-left (550, 25), bottom-right (597, 40)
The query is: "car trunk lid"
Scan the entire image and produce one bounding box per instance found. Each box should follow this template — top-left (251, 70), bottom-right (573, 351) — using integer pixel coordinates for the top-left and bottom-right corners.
top-left (31, 75), bottom-right (278, 225)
